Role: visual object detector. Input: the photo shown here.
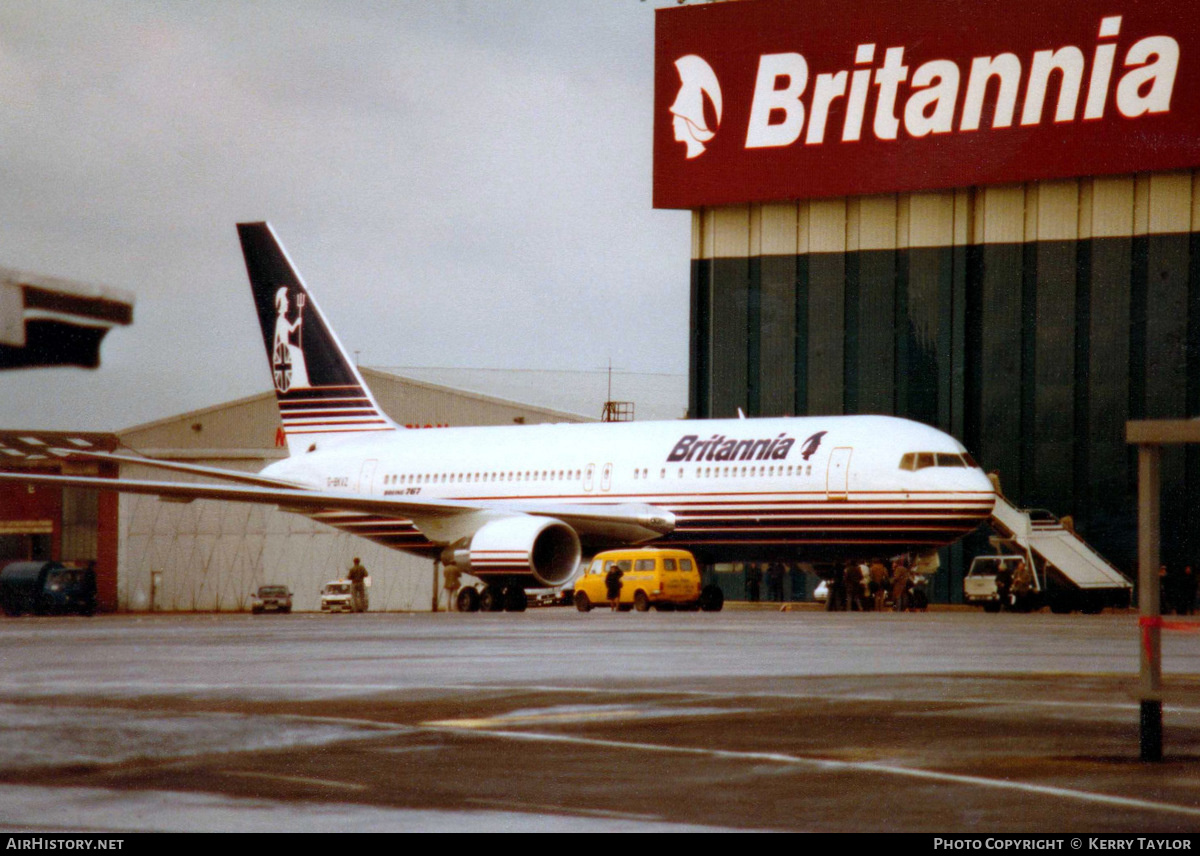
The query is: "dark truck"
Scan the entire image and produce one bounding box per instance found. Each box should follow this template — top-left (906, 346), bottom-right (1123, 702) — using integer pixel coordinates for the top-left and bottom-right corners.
top-left (0, 561), bottom-right (96, 617)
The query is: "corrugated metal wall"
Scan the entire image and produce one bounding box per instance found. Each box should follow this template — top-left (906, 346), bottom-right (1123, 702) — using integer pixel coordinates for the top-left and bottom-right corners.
top-left (118, 460), bottom-right (432, 612)
top-left (689, 170), bottom-right (1199, 583)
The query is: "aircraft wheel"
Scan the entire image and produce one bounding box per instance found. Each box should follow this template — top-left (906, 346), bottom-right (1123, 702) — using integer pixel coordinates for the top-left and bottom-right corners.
top-left (574, 591), bottom-right (592, 612)
top-left (480, 587), bottom-right (505, 612)
top-left (457, 587), bottom-right (481, 613)
top-left (504, 587), bottom-right (528, 612)
top-left (634, 591), bottom-right (650, 612)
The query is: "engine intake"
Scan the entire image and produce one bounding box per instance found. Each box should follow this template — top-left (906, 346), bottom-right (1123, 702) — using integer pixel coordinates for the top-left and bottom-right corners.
top-left (441, 515), bottom-right (581, 588)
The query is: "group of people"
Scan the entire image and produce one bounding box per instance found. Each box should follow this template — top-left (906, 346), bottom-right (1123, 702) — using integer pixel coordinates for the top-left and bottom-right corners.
top-left (826, 557), bottom-right (926, 612)
top-left (992, 558), bottom-right (1036, 611)
top-left (743, 562), bottom-right (790, 602)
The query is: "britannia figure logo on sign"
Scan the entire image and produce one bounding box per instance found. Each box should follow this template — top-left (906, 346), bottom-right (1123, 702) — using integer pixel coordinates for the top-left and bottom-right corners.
top-left (670, 54), bottom-right (722, 159)
top-left (272, 286), bottom-right (310, 392)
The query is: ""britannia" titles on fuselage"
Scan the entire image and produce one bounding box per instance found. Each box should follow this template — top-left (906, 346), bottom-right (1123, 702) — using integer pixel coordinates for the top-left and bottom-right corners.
top-left (667, 432), bottom-right (801, 463)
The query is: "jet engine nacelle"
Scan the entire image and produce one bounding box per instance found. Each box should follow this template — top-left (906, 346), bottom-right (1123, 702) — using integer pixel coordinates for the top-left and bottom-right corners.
top-left (441, 515), bottom-right (581, 588)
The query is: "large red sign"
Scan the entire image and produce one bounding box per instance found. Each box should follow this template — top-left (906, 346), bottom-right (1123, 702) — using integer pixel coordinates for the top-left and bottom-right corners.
top-left (654, 0), bottom-right (1200, 209)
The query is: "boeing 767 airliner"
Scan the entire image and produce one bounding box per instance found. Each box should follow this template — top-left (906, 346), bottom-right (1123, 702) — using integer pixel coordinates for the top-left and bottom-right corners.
top-left (0, 223), bottom-right (995, 610)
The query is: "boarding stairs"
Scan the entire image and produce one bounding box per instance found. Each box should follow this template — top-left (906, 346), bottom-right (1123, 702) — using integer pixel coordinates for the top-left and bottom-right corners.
top-left (989, 493), bottom-right (1132, 598)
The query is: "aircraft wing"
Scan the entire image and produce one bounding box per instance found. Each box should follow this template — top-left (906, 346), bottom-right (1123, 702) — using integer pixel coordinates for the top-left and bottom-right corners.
top-left (0, 471), bottom-right (674, 545)
top-left (47, 448), bottom-right (306, 490)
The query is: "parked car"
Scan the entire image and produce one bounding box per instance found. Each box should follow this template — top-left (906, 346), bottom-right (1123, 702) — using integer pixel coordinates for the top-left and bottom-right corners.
top-left (250, 584), bottom-right (293, 614)
top-left (526, 587), bottom-right (574, 608)
top-left (0, 561), bottom-right (96, 617)
top-left (320, 580), bottom-right (354, 612)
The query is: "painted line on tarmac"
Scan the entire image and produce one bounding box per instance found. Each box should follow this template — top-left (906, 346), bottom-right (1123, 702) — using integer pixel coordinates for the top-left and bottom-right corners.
top-left (221, 770), bottom-right (368, 791)
top-left (8, 679), bottom-right (1200, 719)
top-left (439, 683), bottom-right (1200, 717)
top-left (8, 679), bottom-right (1200, 722)
top-left (428, 704), bottom-right (745, 729)
top-left (274, 713), bottom-right (416, 732)
top-left (422, 725), bottom-right (1200, 820)
top-left (466, 797), bottom-right (663, 823)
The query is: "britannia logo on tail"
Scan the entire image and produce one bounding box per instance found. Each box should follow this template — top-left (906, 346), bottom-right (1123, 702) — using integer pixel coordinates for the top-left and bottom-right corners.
top-left (272, 286), bottom-right (310, 393)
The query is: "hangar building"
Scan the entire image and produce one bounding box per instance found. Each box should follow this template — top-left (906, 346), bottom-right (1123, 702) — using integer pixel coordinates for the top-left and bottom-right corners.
top-left (656, 0), bottom-right (1200, 599)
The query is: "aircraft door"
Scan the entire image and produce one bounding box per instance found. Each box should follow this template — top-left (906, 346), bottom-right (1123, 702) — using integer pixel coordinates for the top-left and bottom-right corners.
top-left (826, 447), bottom-right (852, 501)
top-left (601, 463), bottom-right (613, 492)
top-left (584, 464), bottom-right (595, 492)
top-left (358, 459), bottom-right (378, 493)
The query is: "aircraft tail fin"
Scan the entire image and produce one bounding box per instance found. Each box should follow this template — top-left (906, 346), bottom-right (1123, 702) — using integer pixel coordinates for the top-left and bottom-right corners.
top-left (236, 222), bottom-right (400, 455)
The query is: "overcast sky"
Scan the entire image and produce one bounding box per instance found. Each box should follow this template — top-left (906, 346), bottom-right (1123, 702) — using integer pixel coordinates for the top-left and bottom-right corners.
top-left (0, 1), bottom-right (691, 431)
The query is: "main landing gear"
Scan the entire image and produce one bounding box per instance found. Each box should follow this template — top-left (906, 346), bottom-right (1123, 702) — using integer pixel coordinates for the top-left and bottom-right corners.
top-left (456, 585), bottom-right (527, 613)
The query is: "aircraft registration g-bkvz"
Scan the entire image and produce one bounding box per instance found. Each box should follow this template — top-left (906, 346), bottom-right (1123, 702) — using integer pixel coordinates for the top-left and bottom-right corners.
top-left (0, 223), bottom-right (995, 611)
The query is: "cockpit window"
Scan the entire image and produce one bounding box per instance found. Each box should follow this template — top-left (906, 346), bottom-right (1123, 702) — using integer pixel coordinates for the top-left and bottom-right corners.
top-left (900, 451), bottom-right (975, 470)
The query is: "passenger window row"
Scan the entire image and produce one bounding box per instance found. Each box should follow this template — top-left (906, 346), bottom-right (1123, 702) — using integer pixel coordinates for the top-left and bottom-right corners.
top-left (631, 465), bottom-right (818, 480)
top-left (382, 469), bottom-right (584, 486)
top-left (379, 461), bottom-right (823, 489)
top-left (683, 464), bottom-right (812, 479)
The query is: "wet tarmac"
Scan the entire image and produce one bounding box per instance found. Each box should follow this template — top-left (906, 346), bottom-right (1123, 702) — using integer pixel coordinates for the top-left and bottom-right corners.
top-left (0, 606), bottom-right (1198, 832)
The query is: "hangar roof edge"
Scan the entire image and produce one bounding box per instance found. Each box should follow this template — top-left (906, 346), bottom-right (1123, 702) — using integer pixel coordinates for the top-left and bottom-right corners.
top-left (116, 368), bottom-right (597, 438)
top-left (361, 366), bottom-right (597, 423)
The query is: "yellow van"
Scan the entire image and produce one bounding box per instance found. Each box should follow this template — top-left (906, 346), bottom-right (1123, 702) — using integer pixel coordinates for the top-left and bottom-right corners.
top-left (572, 548), bottom-right (722, 612)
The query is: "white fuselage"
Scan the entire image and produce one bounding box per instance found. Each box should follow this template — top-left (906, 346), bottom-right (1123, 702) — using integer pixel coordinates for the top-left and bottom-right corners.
top-left (261, 414), bottom-right (995, 564)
